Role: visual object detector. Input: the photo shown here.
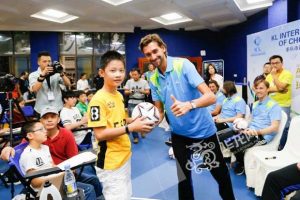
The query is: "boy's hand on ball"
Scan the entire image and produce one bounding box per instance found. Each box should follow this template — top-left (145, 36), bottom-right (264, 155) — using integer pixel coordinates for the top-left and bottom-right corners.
top-left (129, 116), bottom-right (155, 133)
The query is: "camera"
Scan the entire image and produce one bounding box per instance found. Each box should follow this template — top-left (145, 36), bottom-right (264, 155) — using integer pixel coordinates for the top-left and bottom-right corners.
top-left (0, 73), bottom-right (17, 92)
top-left (48, 61), bottom-right (63, 76)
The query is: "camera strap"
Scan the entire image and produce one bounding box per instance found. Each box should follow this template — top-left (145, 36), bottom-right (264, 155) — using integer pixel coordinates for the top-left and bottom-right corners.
top-left (46, 76), bottom-right (52, 90)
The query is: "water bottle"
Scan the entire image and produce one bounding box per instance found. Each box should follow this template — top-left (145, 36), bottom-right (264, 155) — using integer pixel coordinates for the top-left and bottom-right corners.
top-left (64, 164), bottom-right (78, 197)
top-left (39, 180), bottom-right (62, 200)
top-left (92, 132), bottom-right (98, 150)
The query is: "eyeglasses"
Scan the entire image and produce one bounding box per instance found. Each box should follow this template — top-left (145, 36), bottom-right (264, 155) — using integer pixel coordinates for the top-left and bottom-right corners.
top-left (270, 61), bottom-right (281, 65)
top-left (32, 127), bottom-right (46, 133)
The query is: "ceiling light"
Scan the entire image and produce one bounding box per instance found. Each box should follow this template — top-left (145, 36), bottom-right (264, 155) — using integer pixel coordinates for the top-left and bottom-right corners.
top-left (234, 0), bottom-right (273, 11)
top-left (161, 13), bottom-right (182, 21)
top-left (151, 12), bottom-right (192, 26)
top-left (31, 9), bottom-right (78, 23)
top-left (101, 0), bottom-right (132, 6)
top-left (42, 9), bottom-right (68, 18)
top-left (246, 0), bottom-right (266, 4)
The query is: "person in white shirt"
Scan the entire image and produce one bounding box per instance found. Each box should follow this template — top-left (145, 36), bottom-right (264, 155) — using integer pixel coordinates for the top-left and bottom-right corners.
top-left (205, 63), bottom-right (224, 90)
top-left (60, 91), bottom-right (90, 146)
top-left (29, 51), bottom-right (71, 115)
top-left (19, 121), bottom-right (54, 188)
top-left (124, 68), bottom-right (150, 144)
top-left (76, 73), bottom-right (90, 91)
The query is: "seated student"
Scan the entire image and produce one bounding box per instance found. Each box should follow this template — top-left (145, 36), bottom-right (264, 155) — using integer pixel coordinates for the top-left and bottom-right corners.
top-left (19, 121), bottom-right (57, 188)
top-left (11, 97), bottom-right (27, 125)
top-left (76, 90), bottom-right (88, 116)
top-left (86, 90), bottom-right (95, 104)
top-left (262, 162), bottom-right (300, 200)
top-left (1, 106), bottom-right (102, 199)
top-left (232, 76), bottom-right (281, 175)
top-left (60, 91), bottom-right (91, 146)
top-left (214, 80), bottom-right (246, 129)
top-left (207, 80), bottom-right (225, 116)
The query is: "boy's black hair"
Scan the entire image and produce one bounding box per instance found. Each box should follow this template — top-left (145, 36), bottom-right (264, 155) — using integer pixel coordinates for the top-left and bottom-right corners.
top-left (80, 73), bottom-right (87, 79)
top-left (76, 90), bottom-right (86, 97)
top-left (99, 50), bottom-right (125, 70)
top-left (62, 90), bottom-right (77, 103)
top-left (130, 68), bottom-right (140, 74)
top-left (21, 121), bottom-right (40, 141)
top-left (86, 90), bottom-right (96, 96)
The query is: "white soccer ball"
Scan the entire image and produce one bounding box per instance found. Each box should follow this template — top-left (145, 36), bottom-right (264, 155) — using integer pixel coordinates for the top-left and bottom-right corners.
top-left (233, 118), bottom-right (249, 131)
top-left (131, 102), bottom-right (160, 124)
top-left (168, 147), bottom-right (175, 159)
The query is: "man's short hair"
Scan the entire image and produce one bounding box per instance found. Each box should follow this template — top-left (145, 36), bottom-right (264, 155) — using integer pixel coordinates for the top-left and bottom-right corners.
top-left (208, 80), bottom-right (220, 90)
top-left (37, 51), bottom-right (51, 59)
top-left (139, 34), bottom-right (167, 55)
top-left (269, 55), bottom-right (283, 63)
top-left (99, 50), bottom-right (125, 70)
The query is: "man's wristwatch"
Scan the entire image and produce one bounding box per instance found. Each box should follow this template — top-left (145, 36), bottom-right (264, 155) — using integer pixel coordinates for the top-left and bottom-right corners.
top-left (190, 101), bottom-right (196, 110)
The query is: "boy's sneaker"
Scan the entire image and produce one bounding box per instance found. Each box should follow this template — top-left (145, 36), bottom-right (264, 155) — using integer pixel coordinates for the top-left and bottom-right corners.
top-left (141, 133), bottom-right (146, 138)
top-left (133, 138), bottom-right (139, 144)
top-left (234, 163), bottom-right (245, 175)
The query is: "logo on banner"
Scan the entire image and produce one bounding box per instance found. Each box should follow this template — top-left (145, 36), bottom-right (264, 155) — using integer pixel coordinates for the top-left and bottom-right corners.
top-left (251, 36), bottom-right (265, 56)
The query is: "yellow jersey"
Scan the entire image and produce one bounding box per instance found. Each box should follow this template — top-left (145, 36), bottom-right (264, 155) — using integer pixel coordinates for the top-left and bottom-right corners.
top-left (266, 69), bottom-right (293, 107)
top-left (88, 89), bottom-right (131, 170)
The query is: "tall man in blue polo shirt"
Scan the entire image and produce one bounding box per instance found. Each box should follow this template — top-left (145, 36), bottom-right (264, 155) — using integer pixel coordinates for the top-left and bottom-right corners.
top-left (139, 34), bottom-right (235, 200)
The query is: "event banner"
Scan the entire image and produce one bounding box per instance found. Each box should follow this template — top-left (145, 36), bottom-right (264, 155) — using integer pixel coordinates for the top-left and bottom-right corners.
top-left (247, 19), bottom-right (300, 115)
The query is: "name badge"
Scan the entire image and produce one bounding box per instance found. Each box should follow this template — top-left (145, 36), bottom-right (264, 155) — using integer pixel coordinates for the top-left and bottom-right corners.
top-left (48, 91), bottom-right (55, 101)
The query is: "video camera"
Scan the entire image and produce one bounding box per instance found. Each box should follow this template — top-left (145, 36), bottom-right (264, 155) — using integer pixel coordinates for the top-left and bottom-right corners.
top-left (0, 73), bottom-right (18, 92)
top-left (48, 61), bottom-right (64, 76)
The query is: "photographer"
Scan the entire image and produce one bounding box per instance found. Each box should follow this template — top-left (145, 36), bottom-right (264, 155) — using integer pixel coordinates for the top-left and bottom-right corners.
top-left (29, 51), bottom-right (70, 116)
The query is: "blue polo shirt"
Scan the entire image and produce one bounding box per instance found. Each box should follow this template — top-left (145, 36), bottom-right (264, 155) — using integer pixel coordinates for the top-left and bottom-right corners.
top-left (220, 94), bottom-right (246, 127)
top-left (207, 91), bottom-right (225, 113)
top-left (250, 97), bottom-right (282, 142)
top-left (149, 56), bottom-right (216, 138)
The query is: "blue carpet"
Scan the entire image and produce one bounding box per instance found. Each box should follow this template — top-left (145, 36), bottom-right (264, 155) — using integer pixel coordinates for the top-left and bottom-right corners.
top-left (0, 127), bottom-right (259, 199)
top-left (130, 127), bottom-right (258, 200)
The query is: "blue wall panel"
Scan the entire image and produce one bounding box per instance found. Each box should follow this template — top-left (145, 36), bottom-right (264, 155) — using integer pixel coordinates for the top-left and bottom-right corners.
top-left (218, 10), bottom-right (268, 82)
top-left (268, 0), bottom-right (288, 28)
top-left (125, 28), bottom-right (222, 75)
top-left (30, 32), bottom-right (59, 71)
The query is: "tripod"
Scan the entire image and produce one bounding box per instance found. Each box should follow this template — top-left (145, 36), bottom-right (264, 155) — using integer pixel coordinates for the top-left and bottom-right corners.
top-left (0, 92), bottom-right (27, 147)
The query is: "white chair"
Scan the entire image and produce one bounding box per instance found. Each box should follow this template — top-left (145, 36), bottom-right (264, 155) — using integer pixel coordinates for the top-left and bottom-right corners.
top-left (244, 110), bottom-right (287, 188)
top-left (252, 115), bottom-right (300, 196)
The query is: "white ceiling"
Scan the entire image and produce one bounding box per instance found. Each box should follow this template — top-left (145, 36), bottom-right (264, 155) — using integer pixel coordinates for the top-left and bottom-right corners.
top-left (0, 0), bottom-right (270, 32)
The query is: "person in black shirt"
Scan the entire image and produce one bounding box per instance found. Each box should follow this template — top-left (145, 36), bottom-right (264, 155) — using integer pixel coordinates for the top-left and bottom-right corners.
top-left (93, 68), bottom-right (104, 90)
top-left (18, 71), bottom-right (30, 100)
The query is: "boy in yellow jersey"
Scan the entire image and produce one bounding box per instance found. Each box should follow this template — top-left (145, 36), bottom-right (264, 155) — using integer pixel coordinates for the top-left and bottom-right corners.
top-left (87, 50), bottom-right (155, 200)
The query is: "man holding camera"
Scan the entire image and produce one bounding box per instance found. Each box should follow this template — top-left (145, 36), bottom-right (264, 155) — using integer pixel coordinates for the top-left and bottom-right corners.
top-left (29, 51), bottom-right (70, 116)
